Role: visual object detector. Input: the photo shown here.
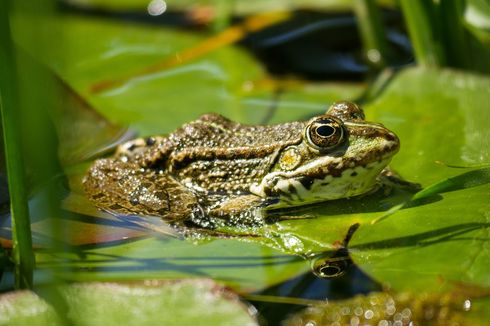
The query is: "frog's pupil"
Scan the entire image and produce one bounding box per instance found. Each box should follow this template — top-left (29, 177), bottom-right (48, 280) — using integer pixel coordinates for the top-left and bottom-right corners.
top-left (316, 125), bottom-right (335, 137)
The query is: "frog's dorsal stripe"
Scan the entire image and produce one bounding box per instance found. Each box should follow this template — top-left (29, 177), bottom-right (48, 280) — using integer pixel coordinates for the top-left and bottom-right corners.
top-left (345, 121), bottom-right (399, 143)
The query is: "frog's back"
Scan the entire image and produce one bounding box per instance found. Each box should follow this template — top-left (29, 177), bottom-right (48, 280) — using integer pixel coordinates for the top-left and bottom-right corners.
top-left (171, 113), bottom-right (304, 150)
top-left (113, 114), bottom-right (304, 167)
top-left (145, 114), bottom-right (301, 194)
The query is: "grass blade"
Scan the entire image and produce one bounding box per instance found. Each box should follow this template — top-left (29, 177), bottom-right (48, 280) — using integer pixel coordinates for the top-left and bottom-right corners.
top-left (439, 0), bottom-right (471, 69)
top-left (399, 0), bottom-right (445, 67)
top-left (0, 0), bottom-right (35, 289)
top-left (354, 0), bottom-right (390, 70)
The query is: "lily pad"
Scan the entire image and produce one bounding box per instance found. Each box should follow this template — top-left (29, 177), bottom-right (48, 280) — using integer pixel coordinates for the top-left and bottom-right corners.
top-left (12, 14), bottom-right (363, 136)
top-left (0, 280), bottom-right (257, 325)
top-left (348, 67), bottom-right (490, 292)
top-left (35, 236), bottom-right (309, 293)
top-left (0, 290), bottom-right (62, 325)
top-left (13, 14), bottom-right (258, 135)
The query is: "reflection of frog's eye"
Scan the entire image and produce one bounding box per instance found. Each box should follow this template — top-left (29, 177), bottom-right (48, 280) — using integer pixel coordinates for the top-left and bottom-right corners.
top-left (305, 116), bottom-right (345, 151)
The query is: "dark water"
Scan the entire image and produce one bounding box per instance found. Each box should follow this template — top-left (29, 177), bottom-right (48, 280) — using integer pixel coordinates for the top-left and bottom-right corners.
top-left (253, 265), bottom-right (381, 325)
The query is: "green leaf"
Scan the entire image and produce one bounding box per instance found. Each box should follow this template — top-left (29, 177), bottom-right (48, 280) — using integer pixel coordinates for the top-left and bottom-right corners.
top-left (349, 67), bottom-right (490, 292)
top-left (463, 0), bottom-right (490, 73)
top-left (0, 280), bottom-right (258, 325)
top-left (12, 14), bottom-right (363, 138)
top-left (369, 68), bottom-right (490, 182)
top-left (411, 166), bottom-right (490, 201)
top-left (0, 290), bottom-right (62, 325)
top-left (466, 0), bottom-right (490, 33)
top-left (36, 237), bottom-right (309, 293)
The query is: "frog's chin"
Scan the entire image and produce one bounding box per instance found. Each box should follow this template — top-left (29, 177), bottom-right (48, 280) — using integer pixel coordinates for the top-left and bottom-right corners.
top-left (250, 158), bottom-right (392, 208)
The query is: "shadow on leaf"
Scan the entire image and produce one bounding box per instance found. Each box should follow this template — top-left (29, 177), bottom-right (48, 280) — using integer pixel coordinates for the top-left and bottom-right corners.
top-left (353, 222), bottom-right (490, 250)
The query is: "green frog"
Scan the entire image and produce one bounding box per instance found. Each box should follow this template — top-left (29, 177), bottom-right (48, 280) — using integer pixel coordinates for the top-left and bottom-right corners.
top-left (84, 101), bottom-right (401, 228)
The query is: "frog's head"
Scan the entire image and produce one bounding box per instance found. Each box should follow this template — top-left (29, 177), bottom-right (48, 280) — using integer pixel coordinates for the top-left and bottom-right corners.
top-left (250, 101), bottom-right (400, 206)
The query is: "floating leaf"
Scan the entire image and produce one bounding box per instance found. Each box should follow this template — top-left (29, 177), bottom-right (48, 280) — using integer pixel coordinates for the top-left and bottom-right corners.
top-left (90, 11), bottom-right (291, 93)
top-left (0, 290), bottom-right (62, 325)
top-left (54, 79), bottom-right (135, 165)
top-left (12, 14), bottom-right (363, 137)
top-left (36, 236), bottom-right (309, 293)
top-left (0, 280), bottom-right (258, 325)
top-left (349, 67), bottom-right (490, 293)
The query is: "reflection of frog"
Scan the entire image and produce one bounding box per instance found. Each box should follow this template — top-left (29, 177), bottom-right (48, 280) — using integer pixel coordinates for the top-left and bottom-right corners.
top-left (84, 101), bottom-right (400, 228)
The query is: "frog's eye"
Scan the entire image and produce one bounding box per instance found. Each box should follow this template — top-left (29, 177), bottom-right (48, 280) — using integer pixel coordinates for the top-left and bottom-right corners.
top-left (305, 116), bottom-right (345, 151)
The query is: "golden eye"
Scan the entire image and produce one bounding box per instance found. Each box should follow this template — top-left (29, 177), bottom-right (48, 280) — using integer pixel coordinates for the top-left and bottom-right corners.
top-left (305, 116), bottom-right (345, 151)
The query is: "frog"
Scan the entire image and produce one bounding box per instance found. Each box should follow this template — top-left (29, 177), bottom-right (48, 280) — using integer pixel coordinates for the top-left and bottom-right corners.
top-left (83, 101), bottom-right (401, 229)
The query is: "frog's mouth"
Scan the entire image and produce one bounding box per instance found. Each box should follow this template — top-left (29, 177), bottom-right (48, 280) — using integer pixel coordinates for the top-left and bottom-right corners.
top-left (250, 128), bottom-right (399, 207)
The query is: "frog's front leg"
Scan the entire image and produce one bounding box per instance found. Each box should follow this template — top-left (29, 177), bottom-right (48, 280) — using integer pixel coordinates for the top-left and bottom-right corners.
top-left (191, 195), bottom-right (274, 228)
top-left (195, 194), bottom-right (319, 228)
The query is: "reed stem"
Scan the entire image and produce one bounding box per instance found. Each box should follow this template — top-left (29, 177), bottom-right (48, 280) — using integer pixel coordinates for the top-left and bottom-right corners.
top-left (354, 0), bottom-right (390, 70)
top-left (399, 0), bottom-right (445, 67)
top-left (0, 0), bottom-right (35, 289)
top-left (439, 0), bottom-right (470, 69)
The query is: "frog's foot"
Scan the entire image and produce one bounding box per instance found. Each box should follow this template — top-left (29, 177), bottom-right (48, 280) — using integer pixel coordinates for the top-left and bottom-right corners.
top-left (192, 194), bottom-right (315, 227)
top-left (378, 167), bottom-right (422, 194)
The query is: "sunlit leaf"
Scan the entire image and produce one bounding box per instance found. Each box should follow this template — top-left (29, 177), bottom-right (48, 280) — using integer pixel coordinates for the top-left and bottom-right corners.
top-left (90, 11), bottom-right (292, 93)
top-left (349, 67), bottom-right (490, 292)
top-left (0, 290), bottom-right (62, 325)
top-left (465, 0), bottom-right (490, 39)
top-left (0, 280), bottom-right (258, 325)
top-left (54, 79), bottom-right (135, 165)
top-left (13, 15), bottom-right (363, 137)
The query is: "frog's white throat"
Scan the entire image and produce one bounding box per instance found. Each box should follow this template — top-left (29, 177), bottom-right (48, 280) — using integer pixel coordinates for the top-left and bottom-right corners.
top-left (249, 157), bottom-right (392, 208)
